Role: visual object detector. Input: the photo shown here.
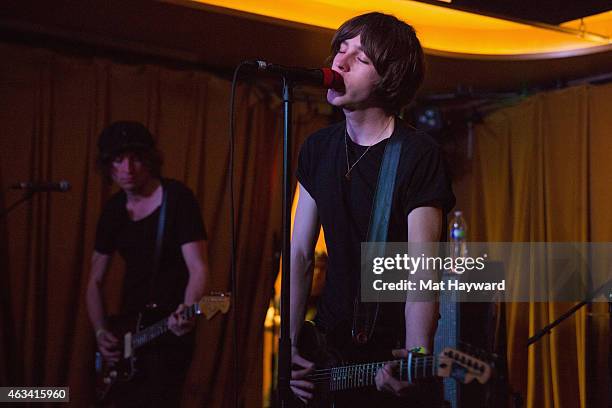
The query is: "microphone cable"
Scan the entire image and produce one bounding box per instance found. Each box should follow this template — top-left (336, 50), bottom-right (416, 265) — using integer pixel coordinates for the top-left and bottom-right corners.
top-left (228, 60), bottom-right (252, 408)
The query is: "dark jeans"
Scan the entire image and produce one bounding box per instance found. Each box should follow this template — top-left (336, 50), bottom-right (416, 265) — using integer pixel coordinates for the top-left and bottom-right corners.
top-left (331, 380), bottom-right (445, 408)
top-left (111, 344), bottom-right (194, 408)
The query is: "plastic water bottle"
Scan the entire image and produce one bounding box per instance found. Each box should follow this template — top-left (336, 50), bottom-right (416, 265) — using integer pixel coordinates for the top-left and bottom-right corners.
top-left (449, 210), bottom-right (468, 263)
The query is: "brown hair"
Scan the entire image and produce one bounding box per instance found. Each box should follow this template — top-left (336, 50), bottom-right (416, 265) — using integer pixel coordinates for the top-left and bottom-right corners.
top-left (331, 12), bottom-right (424, 113)
top-left (96, 148), bottom-right (163, 184)
top-left (96, 121), bottom-right (163, 184)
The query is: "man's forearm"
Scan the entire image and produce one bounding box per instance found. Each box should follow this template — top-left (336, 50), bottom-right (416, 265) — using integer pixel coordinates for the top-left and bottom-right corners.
top-left (86, 282), bottom-right (107, 332)
top-left (183, 268), bottom-right (206, 305)
top-left (180, 240), bottom-right (209, 306)
top-left (87, 251), bottom-right (113, 333)
top-left (290, 254), bottom-right (314, 344)
top-left (404, 301), bottom-right (438, 351)
top-left (404, 206), bottom-right (442, 351)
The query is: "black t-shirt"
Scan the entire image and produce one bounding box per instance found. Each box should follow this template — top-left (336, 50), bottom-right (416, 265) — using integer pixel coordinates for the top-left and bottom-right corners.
top-left (95, 179), bottom-right (207, 315)
top-left (296, 119), bottom-right (455, 335)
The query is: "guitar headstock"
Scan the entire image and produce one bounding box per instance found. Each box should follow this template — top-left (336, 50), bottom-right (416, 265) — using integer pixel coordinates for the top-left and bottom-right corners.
top-left (436, 347), bottom-right (492, 384)
top-left (196, 292), bottom-right (231, 320)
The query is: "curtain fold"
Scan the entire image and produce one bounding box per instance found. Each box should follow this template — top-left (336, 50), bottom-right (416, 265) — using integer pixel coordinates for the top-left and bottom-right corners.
top-left (469, 84), bottom-right (611, 408)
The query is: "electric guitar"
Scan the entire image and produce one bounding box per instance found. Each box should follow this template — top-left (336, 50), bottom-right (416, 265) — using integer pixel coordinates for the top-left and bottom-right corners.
top-left (95, 293), bottom-right (231, 402)
top-left (296, 321), bottom-right (492, 406)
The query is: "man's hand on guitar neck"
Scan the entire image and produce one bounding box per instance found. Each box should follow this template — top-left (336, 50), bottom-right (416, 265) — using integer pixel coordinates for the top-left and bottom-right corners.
top-left (96, 329), bottom-right (120, 364)
top-left (375, 348), bottom-right (415, 397)
top-left (290, 346), bottom-right (315, 403)
top-left (168, 303), bottom-right (196, 336)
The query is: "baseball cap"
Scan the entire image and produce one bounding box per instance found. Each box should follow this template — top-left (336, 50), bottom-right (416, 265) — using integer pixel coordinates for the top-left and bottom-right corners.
top-left (97, 121), bottom-right (155, 159)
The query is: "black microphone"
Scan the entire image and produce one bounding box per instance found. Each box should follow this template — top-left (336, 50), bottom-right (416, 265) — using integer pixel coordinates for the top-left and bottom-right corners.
top-left (11, 180), bottom-right (71, 192)
top-left (249, 60), bottom-right (345, 91)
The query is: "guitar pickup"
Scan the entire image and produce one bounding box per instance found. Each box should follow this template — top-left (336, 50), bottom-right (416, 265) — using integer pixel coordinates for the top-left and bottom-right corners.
top-left (124, 332), bottom-right (132, 359)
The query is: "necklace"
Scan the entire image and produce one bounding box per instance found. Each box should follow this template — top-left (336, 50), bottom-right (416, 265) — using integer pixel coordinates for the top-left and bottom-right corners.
top-left (344, 117), bottom-right (393, 180)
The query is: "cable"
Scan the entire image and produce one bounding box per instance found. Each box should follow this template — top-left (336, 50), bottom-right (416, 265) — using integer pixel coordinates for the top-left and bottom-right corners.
top-left (228, 61), bottom-right (251, 408)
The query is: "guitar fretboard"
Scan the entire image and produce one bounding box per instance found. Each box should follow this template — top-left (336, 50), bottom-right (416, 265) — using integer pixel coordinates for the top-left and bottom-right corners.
top-left (132, 305), bottom-right (199, 349)
top-left (307, 355), bottom-right (439, 392)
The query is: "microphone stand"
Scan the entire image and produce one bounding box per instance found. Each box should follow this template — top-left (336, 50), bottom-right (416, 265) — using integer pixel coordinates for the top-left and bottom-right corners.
top-left (527, 278), bottom-right (612, 346)
top-left (0, 190), bottom-right (34, 219)
top-left (278, 77), bottom-right (293, 407)
top-left (527, 277), bottom-right (612, 406)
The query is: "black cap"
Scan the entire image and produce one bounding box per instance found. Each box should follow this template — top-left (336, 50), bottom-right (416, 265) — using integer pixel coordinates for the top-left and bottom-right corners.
top-left (97, 121), bottom-right (155, 159)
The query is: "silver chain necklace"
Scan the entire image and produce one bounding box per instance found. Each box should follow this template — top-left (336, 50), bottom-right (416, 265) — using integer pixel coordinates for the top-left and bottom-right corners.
top-left (344, 118), bottom-right (393, 180)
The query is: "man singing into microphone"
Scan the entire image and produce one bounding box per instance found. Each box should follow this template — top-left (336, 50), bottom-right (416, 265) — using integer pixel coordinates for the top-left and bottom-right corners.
top-left (290, 12), bottom-right (455, 406)
top-left (86, 121), bottom-right (209, 406)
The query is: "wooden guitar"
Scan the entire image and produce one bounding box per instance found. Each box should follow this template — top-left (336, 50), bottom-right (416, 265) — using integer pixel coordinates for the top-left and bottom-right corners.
top-left (95, 293), bottom-right (230, 402)
top-left (296, 321), bottom-right (492, 406)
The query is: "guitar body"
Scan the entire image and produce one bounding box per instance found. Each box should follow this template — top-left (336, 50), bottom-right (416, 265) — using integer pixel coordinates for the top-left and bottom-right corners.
top-left (95, 311), bottom-right (150, 403)
top-left (94, 294), bottom-right (231, 404)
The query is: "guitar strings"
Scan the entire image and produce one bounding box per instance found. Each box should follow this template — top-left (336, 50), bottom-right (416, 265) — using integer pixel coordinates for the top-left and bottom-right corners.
top-left (304, 356), bottom-right (439, 382)
top-left (303, 356), bottom-right (438, 375)
top-left (304, 354), bottom-right (485, 384)
top-left (132, 304), bottom-right (198, 348)
top-left (304, 356), bottom-right (439, 374)
top-left (307, 365), bottom-right (439, 384)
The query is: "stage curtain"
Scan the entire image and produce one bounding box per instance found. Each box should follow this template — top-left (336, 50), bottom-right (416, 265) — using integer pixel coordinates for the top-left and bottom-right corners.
top-left (468, 83), bottom-right (612, 408)
top-left (0, 42), bottom-right (330, 407)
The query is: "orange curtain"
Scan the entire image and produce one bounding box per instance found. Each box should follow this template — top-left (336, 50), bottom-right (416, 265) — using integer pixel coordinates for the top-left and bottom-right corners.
top-left (0, 42), bottom-right (329, 407)
top-left (468, 84), bottom-right (612, 407)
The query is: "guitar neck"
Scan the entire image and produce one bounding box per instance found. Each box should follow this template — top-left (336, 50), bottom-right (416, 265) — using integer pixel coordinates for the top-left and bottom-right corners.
top-left (131, 304), bottom-right (198, 349)
top-left (309, 354), bottom-right (439, 392)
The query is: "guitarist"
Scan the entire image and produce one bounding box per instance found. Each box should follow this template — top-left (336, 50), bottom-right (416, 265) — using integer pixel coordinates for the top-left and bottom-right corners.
top-left (290, 13), bottom-right (456, 407)
top-left (86, 121), bottom-right (209, 407)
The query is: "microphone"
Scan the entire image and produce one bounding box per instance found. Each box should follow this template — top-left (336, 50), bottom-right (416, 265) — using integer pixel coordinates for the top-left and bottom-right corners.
top-left (249, 60), bottom-right (345, 91)
top-left (11, 180), bottom-right (72, 192)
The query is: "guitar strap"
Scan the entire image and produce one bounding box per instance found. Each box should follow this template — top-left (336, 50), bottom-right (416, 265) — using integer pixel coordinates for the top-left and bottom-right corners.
top-left (352, 128), bottom-right (405, 345)
top-left (146, 180), bottom-right (168, 309)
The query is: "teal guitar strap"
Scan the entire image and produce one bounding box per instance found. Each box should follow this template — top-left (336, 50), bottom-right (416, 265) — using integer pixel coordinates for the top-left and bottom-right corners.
top-left (352, 130), bottom-right (405, 344)
top-left (146, 181), bottom-right (168, 309)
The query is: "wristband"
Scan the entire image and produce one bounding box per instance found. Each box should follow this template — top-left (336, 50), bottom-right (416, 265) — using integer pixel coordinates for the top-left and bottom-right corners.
top-left (408, 346), bottom-right (429, 355)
